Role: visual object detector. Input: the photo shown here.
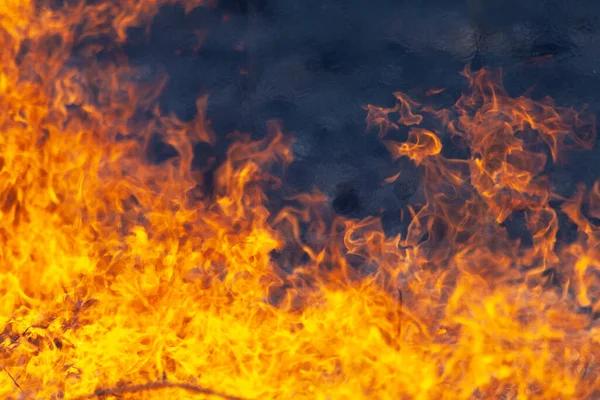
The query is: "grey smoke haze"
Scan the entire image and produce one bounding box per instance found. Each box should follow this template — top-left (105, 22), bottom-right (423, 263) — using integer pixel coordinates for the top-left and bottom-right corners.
top-left (129, 0), bottom-right (600, 237)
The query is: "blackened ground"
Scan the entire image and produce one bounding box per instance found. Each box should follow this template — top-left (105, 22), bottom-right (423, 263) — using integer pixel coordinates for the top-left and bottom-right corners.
top-left (127, 0), bottom-right (600, 240)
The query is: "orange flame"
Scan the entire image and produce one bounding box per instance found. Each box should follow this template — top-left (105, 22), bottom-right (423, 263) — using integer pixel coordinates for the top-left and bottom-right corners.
top-left (0, 2), bottom-right (599, 400)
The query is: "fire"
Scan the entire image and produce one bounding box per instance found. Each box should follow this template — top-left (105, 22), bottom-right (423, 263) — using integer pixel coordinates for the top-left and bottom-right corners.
top-left (0, 1), bottom-right (599, 399)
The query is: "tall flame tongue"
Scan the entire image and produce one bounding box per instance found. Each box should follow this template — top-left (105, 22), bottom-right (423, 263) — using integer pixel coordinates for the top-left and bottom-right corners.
top-left (0, 2), bottom-right (599, 400)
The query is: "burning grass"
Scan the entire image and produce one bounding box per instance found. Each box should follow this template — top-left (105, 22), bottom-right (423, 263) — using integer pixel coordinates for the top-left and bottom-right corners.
top-left (0, 1), bottom-right (599, 399)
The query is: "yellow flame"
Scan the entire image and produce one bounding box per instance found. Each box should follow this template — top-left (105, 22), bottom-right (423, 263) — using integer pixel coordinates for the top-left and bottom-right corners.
top-left (0, 2), bottom-right (599, 400)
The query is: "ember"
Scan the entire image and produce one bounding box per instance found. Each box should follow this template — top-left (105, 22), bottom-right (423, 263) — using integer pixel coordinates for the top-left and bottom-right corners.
top-left (0, 1), bottom-right (599, 399)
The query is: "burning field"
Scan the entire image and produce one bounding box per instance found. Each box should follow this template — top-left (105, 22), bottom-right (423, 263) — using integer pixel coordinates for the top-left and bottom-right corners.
top-left (1, 1), bottom-right (600, 399)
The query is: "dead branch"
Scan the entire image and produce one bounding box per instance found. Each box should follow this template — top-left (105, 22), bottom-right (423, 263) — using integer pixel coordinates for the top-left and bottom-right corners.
top-left (1, 363), bottom-right (23, 395)
top-left (75, 381), bottom-right (249, 400)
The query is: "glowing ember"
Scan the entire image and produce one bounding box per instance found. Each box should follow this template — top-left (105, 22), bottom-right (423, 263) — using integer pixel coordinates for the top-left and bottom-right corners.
top-left (0, 1), bottom-right (599, 399)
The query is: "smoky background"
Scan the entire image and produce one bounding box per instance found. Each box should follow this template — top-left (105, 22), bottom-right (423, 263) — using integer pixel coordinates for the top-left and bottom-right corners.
top-left (118, 0), bottom-right (600, 241)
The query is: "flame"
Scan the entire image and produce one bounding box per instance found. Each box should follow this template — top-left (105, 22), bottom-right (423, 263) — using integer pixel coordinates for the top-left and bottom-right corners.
top-left (382, 172), bottom-right (402, 185)
top-left (0, 2), bottom-right (599, 400)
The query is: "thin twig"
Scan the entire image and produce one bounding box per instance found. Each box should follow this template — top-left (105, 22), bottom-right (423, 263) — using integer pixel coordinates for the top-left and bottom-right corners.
top-left (76, 381), bottom-right (249, 400)
top-left (0, 363), bottom-right (22, 392)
